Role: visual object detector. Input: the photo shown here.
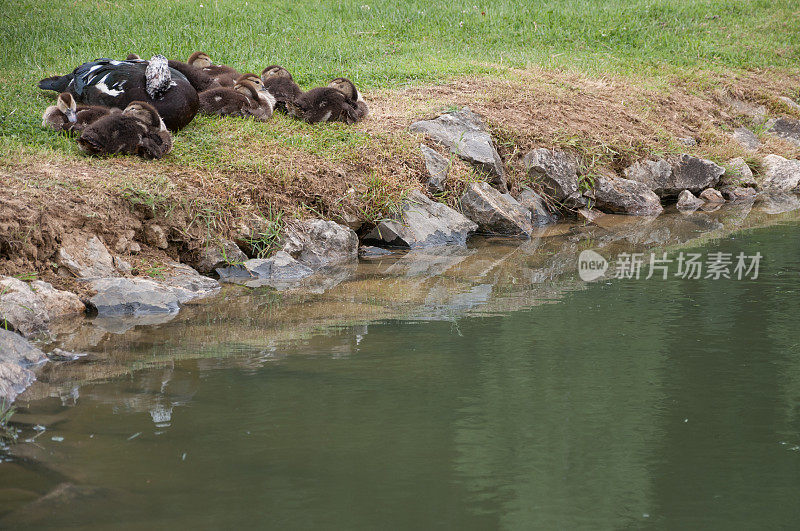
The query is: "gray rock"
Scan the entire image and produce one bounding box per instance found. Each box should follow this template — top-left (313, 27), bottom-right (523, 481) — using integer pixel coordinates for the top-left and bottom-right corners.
top-left (517, 187), bottom-right (557, 226)
top-left (722, 157), bottom-right (757, 187)
top-left (679, 137), bottom-right (697, 147)
top-left (409, 108), bottom-right (506, 189)
top-left (577, 207), bottom-right (605, 223)
top-left (779, 96), bottom-right (800, 112)
top-left (587, 174), bottom-right (663, 216)
top-left (217, 251), bottom-right (314, 282)
top-left (699, 188), bottom-right (725, 203)
top-left (720, 186), bottom-right (757, 202)
top-left (419, 144), bottom-right (450, 193)
top-left (523, 148), bottom-right (584, 208)
top-left (363, 191), bottom-right (477, 248)
top-left (144, 224), bottom-right (169, 250)
top-left (281, 219), bottom-right (358, 267)
top-left (57, 232), bottom-right (116, 278)
top-left (761, 154), bottom-right (800, 192)
top-left (731, 127), bottom-right (760, 151)
top-left (676, 190), bottom-right (704, 211)
top-left (460, 182), bottom-right (534, 236)
top-left (767, 117), bottom-right (800, 146)
top-left (756, 193), bottom-right (800, 214)
top-left (89, 272), bottom-right (220, 317)
top-left (724, 96), bottom-right (767, 122)
top-left (192, 239), bottom-right (247, 274)
top-left (0, 328), bottom-right (47, 402)
top-left (0, 277), bottom-right (84, 338)
top-left (625, 155), bottom-right (724, 197)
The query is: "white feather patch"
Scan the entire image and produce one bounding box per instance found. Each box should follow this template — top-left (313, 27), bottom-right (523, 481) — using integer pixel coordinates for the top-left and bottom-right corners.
top-left (321, 111), bottom-right (332, 122)
top-left (356, 90), bottom-right (365, 103)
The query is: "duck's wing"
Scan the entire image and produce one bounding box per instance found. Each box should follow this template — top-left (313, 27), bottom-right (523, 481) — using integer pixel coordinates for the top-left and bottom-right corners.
top-left (73, 59), bottom-right (145, 98)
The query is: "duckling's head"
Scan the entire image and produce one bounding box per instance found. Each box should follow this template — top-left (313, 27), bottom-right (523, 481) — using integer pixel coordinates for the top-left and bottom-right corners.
top-left (145, 55), bottom-right (172, 99)
top-left (126, 53), bottom-right (141, 61)
top-left (261, 65), bottom-right (293, 80)
top-left (329, 77), bottom-right (358, 101)
top-left (57, 93), bottom-right (77, 123)
top-left (237, 73), bottom-right (265, 90)
top-left (124, 101), bottom-right (166, 131)
top-left (188, 51), bottom-right (213, 69)
top-left (234, 79), bottom-right (261, 100)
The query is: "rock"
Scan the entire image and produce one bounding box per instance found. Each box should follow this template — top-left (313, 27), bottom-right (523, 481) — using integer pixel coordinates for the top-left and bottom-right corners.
top-left (363, 191), bottom-right (477, 248)
top-left (577, 208), bottom-right (605, 223)
top-left (191, 240), bottom-right (248, 274)
top-left (720, 186), bottom-right (757, 202)
top-left (761, 154), bottom-right (800, 192)
top-left (767, 117), bottom-right (800, 146)
top-left (779, 96), bottom-right (800, 112)
top-left (756, 193), bottom-right (800, 214)
top-left (676, 190), bottom-right (704, 211)
top-left (57, 232), bottom-right (116, 278)
top-left (0, 328), bottom-right (47, 402)
top-left (724, 96), bottom-right (767, 122)
top-left (722, 157), bottom-right (757, 188)
top-left (625, 155), bottom-right (724, 198)
top-left (419, 144), bottom-right (450, 193)
top-left (144, 224), bottom-right (169, 249)
top-left (517, 187), bottom-right (557, 226)
top-left (523, 148), bottom-right (584, 208)
top-left (409, 108), bottom-right (506, 190)
top-left (586, 174), bottom-right (663, 216)
top-left (0, 277), bottom-right (84, 338)
top-left (459, 182), bottom-right (534, 236)
top-left (281, 219), bottom-right (358, 267)
top-left (113, 230), bottom-right (138, 254)
top-left (216, 252), bottom-right (314, 282)
top-left (679, 137), bottom-right (697, 147)
top-left (699, 188), bottom-right (725, 203)
top-left (89, 272), bottom-right (220, 317)
top-left (731, 127), bottom-right (760, 151)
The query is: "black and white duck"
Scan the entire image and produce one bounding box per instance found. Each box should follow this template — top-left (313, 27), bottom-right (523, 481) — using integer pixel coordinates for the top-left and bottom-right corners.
top-left (38, 55), bottom-right (199, 131)
top-left (78, 101), bottom-right (172, 159)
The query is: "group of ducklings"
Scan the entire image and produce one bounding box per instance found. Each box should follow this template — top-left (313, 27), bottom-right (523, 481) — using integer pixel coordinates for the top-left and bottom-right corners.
top-left (40, 51), bottom-right (369, 159)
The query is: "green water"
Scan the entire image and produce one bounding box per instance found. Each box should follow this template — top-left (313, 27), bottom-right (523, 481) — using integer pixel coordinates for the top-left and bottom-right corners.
top-left (2, 208), bottom-right (800, 529)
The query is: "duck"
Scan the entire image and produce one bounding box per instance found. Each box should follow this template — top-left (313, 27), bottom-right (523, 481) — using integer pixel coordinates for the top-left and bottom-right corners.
top-left (288, 87), bottom-right (357, 124)
top-left (78, 101), bottom-right (172, 159)
top-left (328, 77), bottom-right (368, 122)
top-left (38, 55), bottom-right (199, 131)
top-left (125, 52), bottom-right (219, 93)
top-left (187, 52), bottom-right (240, 87)
top-left (235, 79), bottom-right (275, 121)
top-left (260, 65), bottom-right (303, 112)
top-left (41, 92), bottom-right (115, 133)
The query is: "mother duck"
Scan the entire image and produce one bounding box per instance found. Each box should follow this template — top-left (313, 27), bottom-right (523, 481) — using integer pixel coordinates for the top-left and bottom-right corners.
top-left (38, 55), bottom-right (198, 131)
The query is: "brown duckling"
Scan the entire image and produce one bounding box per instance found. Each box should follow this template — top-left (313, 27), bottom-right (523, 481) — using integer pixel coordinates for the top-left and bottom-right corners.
top-left (288, 87), bottom-right (357, 124)
top-left (328, 77), bottom-right (368, 122)
top-left (78, 101), bottom-right (172, 159)
top-left (198, 83), bottom-right (253, 118)
top-left (260, 65), bottom-right (303, 112)
top-left (188, 51), bottom-right (240, 87)
top-left (235, 79), bottom-right (274, 121)
top-left (42, 92), bottom-right (114, 133)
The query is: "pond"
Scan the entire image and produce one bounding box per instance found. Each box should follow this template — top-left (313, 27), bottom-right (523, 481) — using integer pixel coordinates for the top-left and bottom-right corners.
top-left (2, 203), bottom-right (800, 529)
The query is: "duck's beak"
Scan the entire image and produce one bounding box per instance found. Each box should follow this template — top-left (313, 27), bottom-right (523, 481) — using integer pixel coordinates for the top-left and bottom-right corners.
top-left (65, 109), bottom-right (77, 123)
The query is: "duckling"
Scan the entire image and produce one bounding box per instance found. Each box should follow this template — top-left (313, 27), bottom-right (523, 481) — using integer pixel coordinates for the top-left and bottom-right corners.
top-left (38, 55), bottom-right (199, 131)
top-left (42, 92), bottom-right (114, 133)
top-left (288, 87), bottom-right (358, 124)
top-left (198, 83), bottom-right (253, 118)
top-left (260, 65), bottom-right (303, 112)
top-left (328, 77), bottom-right (368, 122)
top-left (77, 101), bottom-right (172, 159)
top-left (187, 52), bottom-right (240, 87)
top-left (235, 79), bottom-right (275, 121)
top-left (126, 53), bottom-right (141, 61)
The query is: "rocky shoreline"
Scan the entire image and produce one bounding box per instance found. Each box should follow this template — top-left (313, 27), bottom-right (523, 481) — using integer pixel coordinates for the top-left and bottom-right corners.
top-left (3, 97), bottom-right (800, 403)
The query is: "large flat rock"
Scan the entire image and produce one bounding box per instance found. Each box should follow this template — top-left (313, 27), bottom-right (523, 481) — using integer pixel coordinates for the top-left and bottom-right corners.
top-left (761, 154), bottom-right (800, 192)
top-left (281, 219), bottom-right (359, 267)
top-left (588, 174), bottom-right (663, 216)
top-left (460, 182), bottom-right (534, 237)
top-left (624, 155), bottom-right (724, 197)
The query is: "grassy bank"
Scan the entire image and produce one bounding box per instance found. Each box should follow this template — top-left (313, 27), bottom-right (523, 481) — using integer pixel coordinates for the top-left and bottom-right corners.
top-left (1, 0), bottom-right (799, 283)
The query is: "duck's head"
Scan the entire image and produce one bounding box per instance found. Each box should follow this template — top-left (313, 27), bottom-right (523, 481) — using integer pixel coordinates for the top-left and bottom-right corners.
top-left (261, 65), bottom-right (293, 81)
top-left (57, 93), bottom-right (77, 123)
top-left (237, 73), bottom-right (265, 90)
top-left (329, 77), bottom-right (359, 101)
top-left (124, 101), bottom-right (166, 131)
top-left (188, 51), bottom-right (213, 69)
top-left (145, 55), bottom-right (172, 99)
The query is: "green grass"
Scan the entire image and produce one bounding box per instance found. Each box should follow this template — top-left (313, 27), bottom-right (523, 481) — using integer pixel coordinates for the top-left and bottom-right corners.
top-left (1, 0), bottom-right (799, 162)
